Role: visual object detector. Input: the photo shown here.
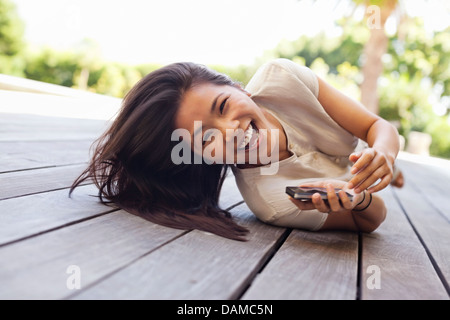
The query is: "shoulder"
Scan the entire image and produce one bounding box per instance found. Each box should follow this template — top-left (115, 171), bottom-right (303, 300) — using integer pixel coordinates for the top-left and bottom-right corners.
top-left (247, 58), bottom-right (319, 98)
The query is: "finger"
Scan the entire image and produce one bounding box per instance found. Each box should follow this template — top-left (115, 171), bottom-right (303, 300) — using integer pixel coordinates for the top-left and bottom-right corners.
top-left (355, 165), bottom-right (390, 193)
top-left (368, 173), bottom-right (393, 193)
top-left (390, 171), bottom-right (404, 188)
top-left (312, 193), bottom-right (330, 213)
top-left (348, 167), bottom-right (373, 192)
top-left (349, 152), bottom-right (362, 163)
top-left (289, 197), bottom-right (316, 211)
top-left (350, 149), bottom-right (375, 175)
top-left (326, 184), bottom-right (341, 212)
top-left (338, 190), bottom-right (353, 210)
top-left (348, 157), bottom-right (384, 191)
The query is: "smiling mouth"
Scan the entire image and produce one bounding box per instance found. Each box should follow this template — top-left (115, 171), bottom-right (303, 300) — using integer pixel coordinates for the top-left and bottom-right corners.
top-left (238, 122), bottom-right (260, 151)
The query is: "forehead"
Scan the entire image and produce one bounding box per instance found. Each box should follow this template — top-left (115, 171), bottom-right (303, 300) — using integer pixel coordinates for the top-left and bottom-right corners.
top-left (175, 83), bottom-right (227, 130)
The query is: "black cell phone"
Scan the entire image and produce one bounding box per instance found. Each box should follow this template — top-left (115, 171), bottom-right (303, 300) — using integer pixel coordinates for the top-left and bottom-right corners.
top-left (286, 186), bottom-right (353, 201)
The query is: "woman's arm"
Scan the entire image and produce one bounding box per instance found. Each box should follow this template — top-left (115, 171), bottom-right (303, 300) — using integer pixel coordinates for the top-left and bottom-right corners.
top-left (317, 76), bottom-right (400, 193)
top-left (318, 190), bottom-right (387, 233)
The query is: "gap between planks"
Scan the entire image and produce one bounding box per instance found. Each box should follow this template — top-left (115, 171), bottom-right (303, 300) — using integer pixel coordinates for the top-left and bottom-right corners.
top-left (392, 188), bottom-right (450, 297)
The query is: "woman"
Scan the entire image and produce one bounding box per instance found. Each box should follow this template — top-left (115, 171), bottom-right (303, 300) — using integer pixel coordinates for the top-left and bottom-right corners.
top-left (70, 58), bottom-right (401, 241)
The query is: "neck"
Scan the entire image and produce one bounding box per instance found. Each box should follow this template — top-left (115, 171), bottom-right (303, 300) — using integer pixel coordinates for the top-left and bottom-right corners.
top-left (262, 109), bottom-right (291, 161)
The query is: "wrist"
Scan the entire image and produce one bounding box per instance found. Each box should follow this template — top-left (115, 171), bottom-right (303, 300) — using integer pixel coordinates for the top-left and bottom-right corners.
top-left (373, 145), bottom-right (396, 166)
top-left (353, 191), bottom-right (373, 212)
top-left (353, 191), bottom-right (366, 207)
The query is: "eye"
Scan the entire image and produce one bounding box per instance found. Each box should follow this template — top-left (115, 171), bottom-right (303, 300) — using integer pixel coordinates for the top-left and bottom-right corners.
top-left (219, 97), bottom-right (229, 114)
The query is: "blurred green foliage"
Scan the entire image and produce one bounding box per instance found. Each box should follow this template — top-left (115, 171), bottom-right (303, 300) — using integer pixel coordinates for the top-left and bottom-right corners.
top-left (0, 0), bottom-right (24, 75)
top-left (0, 0), bottom-right (449, 158)
top-left (264, 17), bottom-right (450, 159)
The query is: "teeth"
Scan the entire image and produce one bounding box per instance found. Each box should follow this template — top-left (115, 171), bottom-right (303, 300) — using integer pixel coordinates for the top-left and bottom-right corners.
top-left (239, 123), bottom-right (258, 150)
top-left (239, 123), bottom-right (252, 149)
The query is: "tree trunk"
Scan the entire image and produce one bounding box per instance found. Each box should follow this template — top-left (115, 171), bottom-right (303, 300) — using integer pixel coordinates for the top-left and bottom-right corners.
top-left (78, 67), bottom-right (90, 91)
top-left (360, 0), bottom-right (397, 114)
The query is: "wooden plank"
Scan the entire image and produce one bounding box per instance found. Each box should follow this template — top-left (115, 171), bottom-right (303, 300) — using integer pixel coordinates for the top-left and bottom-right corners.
top-left (0, 184), bottom-right (113, 246)
top-left (397, 152), bottom-right (450, 178)
top-left (0, 172), bottom-right (246, 299)
top-left (70, 203), bottom-right (288, 300)
top-left (0, 164), bottom-right (87, 200)
top-left (396, 158), bottom-right (450, 221)
top-left (0, 74), bottom-right (122, 104)
top-left (0, 210), bottom-right (184, 300)
top-left (360, 186), bottom-right (449, 300)
top-left (0, 140), bottom-right (93, 173)
top-left (0, 90), bottom-right (120, 122)
top-left (242, 230), bottom-right (358, 300)
top-left (0, 173), bottom-right (242, 247)
top-left (392, 164), bottom-right (450, 294)
top-left (393, 158), bottom-right (450, 291)
top-left (0, 113), bottom-right (109, 142)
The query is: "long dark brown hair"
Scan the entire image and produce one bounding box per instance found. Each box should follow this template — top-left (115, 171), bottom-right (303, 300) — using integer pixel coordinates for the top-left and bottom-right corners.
top-left (70, 62), bottom-right (249, 241)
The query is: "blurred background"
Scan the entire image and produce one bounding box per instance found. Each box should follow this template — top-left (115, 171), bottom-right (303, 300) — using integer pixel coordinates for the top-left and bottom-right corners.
top-left (1, 0), bottom-right (449, 159)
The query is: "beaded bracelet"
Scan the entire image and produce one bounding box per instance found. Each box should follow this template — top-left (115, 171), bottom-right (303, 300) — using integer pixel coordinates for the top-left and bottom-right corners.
top-left (353, 192), bottom-right (373, 212)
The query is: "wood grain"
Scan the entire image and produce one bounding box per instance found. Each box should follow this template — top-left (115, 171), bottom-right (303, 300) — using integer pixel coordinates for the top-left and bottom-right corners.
top-left (396, 159), bottom-right (450, 221)
top-left (0, 164), bottom-right (87, 200)
top-left (2, 104), bottom-right (450, 300)
top-left (393, 170), bottom-right (450, 295)
top-left (360, 187), bottom-right (449, 300)
top-left (71, 203), bottom-right (287, 300)
top-left (0, 184), bottom-right (113, 246)
top-left (0, 140), bottom-right (93, 173)
top-left (242, 229), bottom-right (358, 300)
top-left (0, 113), bottom-right (109, 142)
top-left (0, 210), bottom-right (184, 300)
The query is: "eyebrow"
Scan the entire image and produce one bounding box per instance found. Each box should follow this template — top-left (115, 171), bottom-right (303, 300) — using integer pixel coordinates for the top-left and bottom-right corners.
top-left (193, 92), bottom-right (225, 140)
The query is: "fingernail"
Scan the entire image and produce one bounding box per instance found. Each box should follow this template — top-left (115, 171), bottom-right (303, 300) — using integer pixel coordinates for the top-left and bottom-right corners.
top-left (355, 188), bottom-right (361, 194)
top-left (351, 167), bottom-right (357, 174)
top-left (347, 182), bottom-right (354, 189)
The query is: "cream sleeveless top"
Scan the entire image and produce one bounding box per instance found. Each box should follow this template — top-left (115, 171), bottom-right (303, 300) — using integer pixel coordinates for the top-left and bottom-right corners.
top-left (232, 59), bottom-right (363, 231)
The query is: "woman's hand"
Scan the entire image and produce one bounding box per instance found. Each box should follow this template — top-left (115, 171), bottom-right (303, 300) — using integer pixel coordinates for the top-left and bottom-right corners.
top-left (347, 148), bottom-right (395, 194)
top-left (288, 180), bottom-right (364, 214)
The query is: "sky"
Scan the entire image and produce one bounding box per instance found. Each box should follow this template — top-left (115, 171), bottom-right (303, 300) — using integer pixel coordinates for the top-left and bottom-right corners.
top-left (11, 0), bottom-right (450, 66)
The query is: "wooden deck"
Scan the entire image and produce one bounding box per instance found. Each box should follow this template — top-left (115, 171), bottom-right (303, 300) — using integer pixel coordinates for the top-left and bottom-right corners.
top-left (1, 87), bottom-right (450, 300)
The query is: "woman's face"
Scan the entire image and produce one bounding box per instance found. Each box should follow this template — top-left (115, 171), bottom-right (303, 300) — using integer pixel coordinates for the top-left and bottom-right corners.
top-left (174, 83), bottom-right (282, 166)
